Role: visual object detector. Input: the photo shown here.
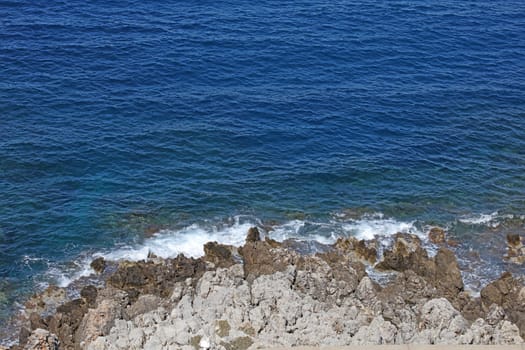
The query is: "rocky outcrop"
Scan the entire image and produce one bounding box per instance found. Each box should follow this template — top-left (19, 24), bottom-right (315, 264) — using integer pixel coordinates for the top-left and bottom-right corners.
top-left (238, 237), bottom-right (296, 282)
top-left (85, 262), bottom-right (523, 349)
top-left (107, 254), bottom-right (206, 301)
top-left (375, 233), bottom-right (464, 305)
top-left (11, 229), bottom-right (525, 349)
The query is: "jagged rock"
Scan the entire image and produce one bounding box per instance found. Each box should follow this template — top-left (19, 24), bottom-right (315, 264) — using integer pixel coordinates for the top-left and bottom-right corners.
top-left (318, 250), bottom-right (367, 283)
top-left (455, 291), bottom-right (483, 322)
top-left (203, 242), bottom-right (237, 268)
top-left (356, 276), bottom-right (380, 304)
top-left (486, 304), bottom-right (506, 326)
top-left (351, 315), bottom-right (397, 344)
top-left (480, 272), bottom-right (525, 338)
top-left (47, 298), bottom-right (89, 349)
top-left (24, 286), bottom-right (67, 318)
top-left (294, 254), bottom-right (362, 303)
top-left (375, 234), bottom-right (432, 273)
top-left (245, 227), bottom-right (261, 242)
top-left (417, 298), bottom-right (468, 344)
top-left (379, 270), bottom-right (436, 306)
top-left (80, 286), bottom-right (98, 308)
top-left (90, 258), bottom-right (106, 274)
top-left (238, 239), bottom-right (294, 282)
top-left (493, 320), bottom-right (524, 344)
top-left (125, 294), bottom-right (162, 320)
top-left (428, 227), bottom-right (446, 244)
top-left (108, 254), bottom-right (206, 301)
top-left (333, 236), bottom-right (377, 263)
top-left (23, 328), bottom-right (59, 350)
top-left (434, 248), bottom-right (464, 301)
top-left (468, 318), bottom-right (495, 344)
top-left (9, 234), bottom-right (525, 349)
top-left (75, 299), bottom-right (123, 348)
top-left (375, 233), bottom-right (464, 306)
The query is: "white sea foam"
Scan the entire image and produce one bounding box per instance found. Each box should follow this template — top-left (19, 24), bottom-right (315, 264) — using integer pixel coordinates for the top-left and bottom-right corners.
top-left (458, 211), bottom-right (516, 227)
top-left (100, 214), bottom-right (419, 263)
top-left (269, 220), bottom-right (336, 245)
top-left (103, 221), bottom-right (254, 261)
top-left (48, 214), bottom-right (426, 287)
top-left (341, 217), bottom-right (420, 240)
top-left (52, 258), bottom-right (95, 288)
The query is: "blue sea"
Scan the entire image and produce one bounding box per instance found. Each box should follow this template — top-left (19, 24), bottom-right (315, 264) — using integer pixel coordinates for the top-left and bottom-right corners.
top-left (1, 0), bottom-right (525, 338)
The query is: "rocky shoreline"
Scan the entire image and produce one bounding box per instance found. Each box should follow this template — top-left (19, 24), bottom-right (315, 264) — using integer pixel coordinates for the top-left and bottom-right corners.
top-left (3, 228), bottom-right (525, 349)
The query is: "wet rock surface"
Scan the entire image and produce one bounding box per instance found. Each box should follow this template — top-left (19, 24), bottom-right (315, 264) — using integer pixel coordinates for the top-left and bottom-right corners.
top-left (8, 229), bottom-right (525, 349)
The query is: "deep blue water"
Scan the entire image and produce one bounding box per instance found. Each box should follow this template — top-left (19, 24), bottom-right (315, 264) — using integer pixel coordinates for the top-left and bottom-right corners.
top-left (1, 0), bottom-right (525, 336)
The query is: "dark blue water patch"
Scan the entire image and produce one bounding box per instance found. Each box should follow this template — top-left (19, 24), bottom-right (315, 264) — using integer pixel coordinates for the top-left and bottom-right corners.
top-left (1, 0), bottom-right (525, 338)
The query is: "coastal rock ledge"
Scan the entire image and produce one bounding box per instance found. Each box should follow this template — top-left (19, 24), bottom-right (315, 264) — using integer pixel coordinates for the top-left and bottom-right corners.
top-left (9, 230), bottom-right (525, 350)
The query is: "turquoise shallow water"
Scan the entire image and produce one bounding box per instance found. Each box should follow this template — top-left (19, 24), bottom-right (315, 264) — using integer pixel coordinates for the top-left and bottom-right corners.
top-left (1, 0), bottom-right (525, 335)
